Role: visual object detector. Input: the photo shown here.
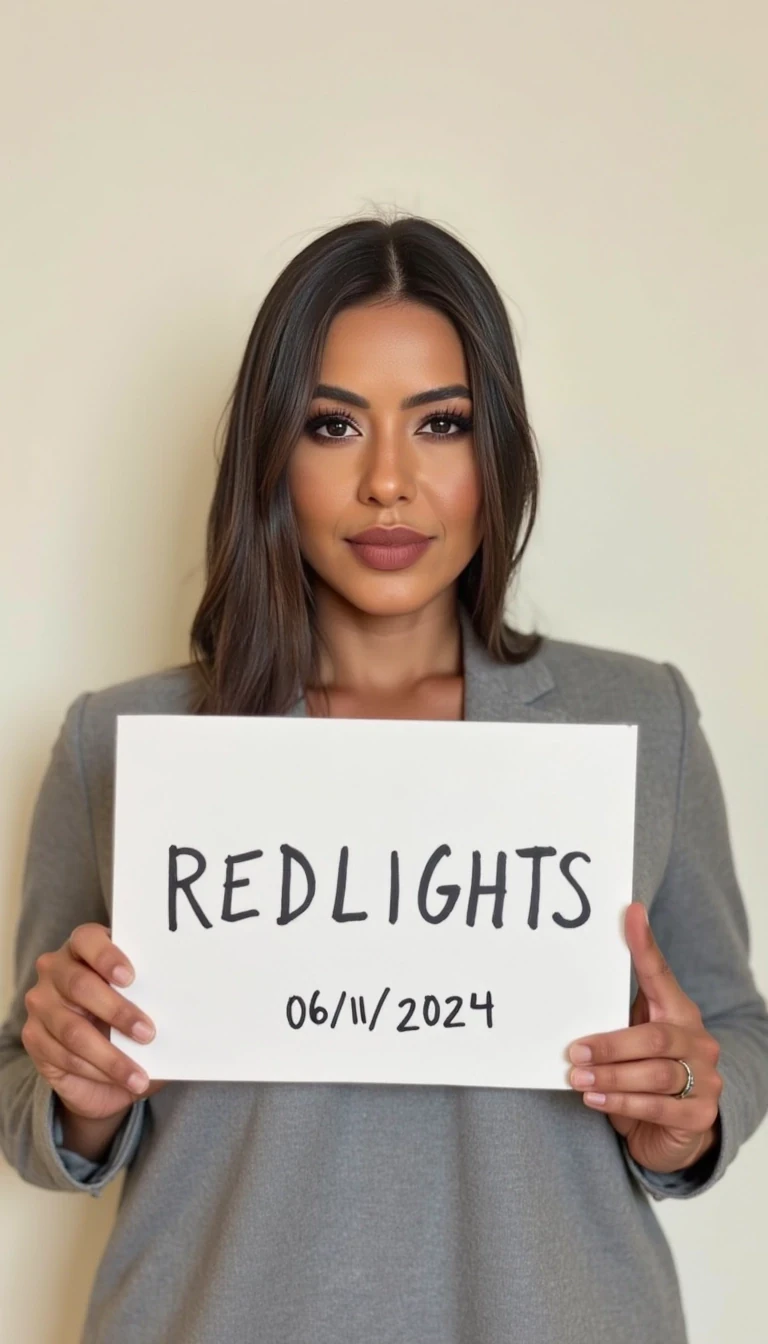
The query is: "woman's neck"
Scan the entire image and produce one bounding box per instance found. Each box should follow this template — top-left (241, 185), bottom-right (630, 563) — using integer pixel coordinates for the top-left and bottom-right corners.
top-left (305, 584), bottom-right (464, 720)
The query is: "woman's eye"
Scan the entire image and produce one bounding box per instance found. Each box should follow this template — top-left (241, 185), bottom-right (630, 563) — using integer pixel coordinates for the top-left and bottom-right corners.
top-left (305, 415), bottom-right (359, 440)
top-left (320, 418), bottom-right (354, 439)
top-left (425, 417), bottom-right (457, 437)
top-left (420, 414), bottom-right (473, 439)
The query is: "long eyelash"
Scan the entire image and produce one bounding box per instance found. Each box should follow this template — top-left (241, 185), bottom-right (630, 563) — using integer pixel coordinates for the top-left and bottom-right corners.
top-left (304, 405), bottom-right (362, 439)
top-left (303, 404), bottom-right (474, 441)
top-left (421, 406), bottom-right (473, 437)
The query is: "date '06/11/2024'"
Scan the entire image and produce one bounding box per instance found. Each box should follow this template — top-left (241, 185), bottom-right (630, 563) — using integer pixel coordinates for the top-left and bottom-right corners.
top-left (286, 988), bottom-right (495, 1033)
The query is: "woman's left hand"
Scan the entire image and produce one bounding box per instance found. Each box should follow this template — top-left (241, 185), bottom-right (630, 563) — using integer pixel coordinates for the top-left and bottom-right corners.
top-left (567, 902), bottom-right (723, 1174)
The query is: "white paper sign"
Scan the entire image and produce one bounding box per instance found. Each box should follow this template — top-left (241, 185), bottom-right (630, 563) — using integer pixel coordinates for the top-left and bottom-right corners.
top-left (110, 716), bottom-right (637, 1090)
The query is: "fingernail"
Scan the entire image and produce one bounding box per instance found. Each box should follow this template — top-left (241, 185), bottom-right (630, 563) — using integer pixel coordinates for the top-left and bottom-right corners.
top-left (569, 1044), bottom-right (593, 1064)
top-left (132, 1022), bottom-right (154, 1043)
top-left (111, 966), bottom-right (133, 987)
top-left (585, 1092), bottom-right (606, 1105)
top-left (128, 1072), bottom-right (149, 1093)
top-left (571, 1069), bottom-right (596, 1087)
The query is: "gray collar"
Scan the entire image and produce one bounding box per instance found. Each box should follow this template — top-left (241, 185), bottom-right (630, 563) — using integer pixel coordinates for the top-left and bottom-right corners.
top-left (287, 603), bottom-right (560, 723)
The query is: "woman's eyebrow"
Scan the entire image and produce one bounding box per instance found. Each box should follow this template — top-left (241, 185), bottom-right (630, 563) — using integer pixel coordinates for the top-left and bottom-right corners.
top-left (312, 382), bottom-right (472, 410)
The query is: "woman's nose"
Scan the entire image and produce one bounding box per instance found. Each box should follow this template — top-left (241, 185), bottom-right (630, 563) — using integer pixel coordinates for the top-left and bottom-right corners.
top-left (356, 430), bottom-right (416, 506)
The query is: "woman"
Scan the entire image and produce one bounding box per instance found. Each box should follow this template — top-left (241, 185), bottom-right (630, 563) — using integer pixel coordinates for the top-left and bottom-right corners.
top-left (1, 213), bottom-right (766, 1344)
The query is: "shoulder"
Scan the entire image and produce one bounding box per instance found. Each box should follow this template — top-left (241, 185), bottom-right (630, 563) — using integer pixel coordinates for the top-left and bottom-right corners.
top-left (51, 664), bottom-right (204, 898)
top-left (80, 661), bottom-right (203, 715)
top-left (533, 632), bottom-right (696, 731)
top-left (74, 662), bottom-right (204, 759)
top-left (530, 638), bottom-right (702, 853)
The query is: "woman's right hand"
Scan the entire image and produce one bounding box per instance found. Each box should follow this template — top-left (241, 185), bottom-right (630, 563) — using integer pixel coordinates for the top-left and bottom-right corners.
top-left (21, 922), bottom-right (164, 1122)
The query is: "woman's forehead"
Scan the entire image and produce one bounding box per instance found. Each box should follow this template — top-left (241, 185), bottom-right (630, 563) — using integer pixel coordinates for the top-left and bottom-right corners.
top-left (317, 301), bottom-right (469, 393)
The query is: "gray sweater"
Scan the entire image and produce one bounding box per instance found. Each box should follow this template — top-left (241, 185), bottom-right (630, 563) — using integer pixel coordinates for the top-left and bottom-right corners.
top-left (3, 607), bottom-right (767, 1344)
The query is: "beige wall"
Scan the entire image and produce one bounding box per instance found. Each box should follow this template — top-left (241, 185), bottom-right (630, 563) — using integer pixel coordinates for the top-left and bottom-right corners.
top-left (2, 3), bottom-right (766, 1340)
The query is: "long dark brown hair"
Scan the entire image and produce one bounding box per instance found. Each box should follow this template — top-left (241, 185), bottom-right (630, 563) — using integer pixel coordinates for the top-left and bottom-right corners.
top-left (189, 211), bottom-right (542, 716)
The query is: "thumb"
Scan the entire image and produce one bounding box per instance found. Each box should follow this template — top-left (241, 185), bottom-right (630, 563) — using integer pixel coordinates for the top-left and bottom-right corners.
top-left (625, 902), bottom-right (693, 1024)
top-left (630, 984), bottom-right (649, 1027)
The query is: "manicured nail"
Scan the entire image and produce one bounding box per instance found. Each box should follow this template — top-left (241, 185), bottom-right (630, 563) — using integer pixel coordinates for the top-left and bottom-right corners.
top-left (128, 1071), bottom-right (149, 1093)
top-left (111, 965), bottom-right (133, 987)
top-left (585, 1092), bottom-right (606, 1106)
top-left (571, 1069), bottom-right (595, 1087)
top-left (131, 1022), bottom-right (154, 1043)
top-left (569, 1044), bottom-right (593, 1064)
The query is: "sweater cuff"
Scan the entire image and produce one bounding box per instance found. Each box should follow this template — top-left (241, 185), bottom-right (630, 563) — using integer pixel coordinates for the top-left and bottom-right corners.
top-left (33, 1074), bottom-right (147, 1197)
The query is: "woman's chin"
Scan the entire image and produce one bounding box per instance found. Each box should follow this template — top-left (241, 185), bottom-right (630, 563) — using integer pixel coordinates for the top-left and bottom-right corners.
top-left (333, 576), bottom-right (448, 620)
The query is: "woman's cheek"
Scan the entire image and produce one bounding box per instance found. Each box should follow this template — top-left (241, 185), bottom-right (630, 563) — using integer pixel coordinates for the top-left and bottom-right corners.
top-left (423, 458), bottom-right (483, 538)
top-left (289, 455), bottom-right (347, 529)
top-left (288, 470), bottom-right (349, 573)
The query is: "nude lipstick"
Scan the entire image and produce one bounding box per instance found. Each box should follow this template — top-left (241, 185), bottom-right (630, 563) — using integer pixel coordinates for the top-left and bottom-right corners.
top-left (346, 525), bottom-right (434, 572)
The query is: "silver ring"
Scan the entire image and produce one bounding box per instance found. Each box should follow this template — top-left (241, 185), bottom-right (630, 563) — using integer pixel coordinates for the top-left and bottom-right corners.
top-left (672, 1058), bottom-right (695, 1099)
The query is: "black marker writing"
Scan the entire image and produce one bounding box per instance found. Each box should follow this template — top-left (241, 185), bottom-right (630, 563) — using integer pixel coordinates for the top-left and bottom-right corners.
top-left (515, 846), bottom-right (557, 930)
top-left (276, 844), bottom-right (315, 925)
top-left (465, 849), bottom-right (507, 929)
top-left (168, 845), bottom-right (212, 932)
top-left (417, 845), bottom-right (461, 924)
top-left (166, 842), bottom-right (596, 931)
top-left (554, 851), bottom-right (592, 928)
top-left (222, 850), bottom-right (262, 923)
top-left (332, 845), bottom-right (367, 923)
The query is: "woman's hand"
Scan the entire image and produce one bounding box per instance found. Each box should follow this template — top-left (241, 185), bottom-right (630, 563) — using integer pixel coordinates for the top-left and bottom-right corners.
top-left (21, 922), bottom-right (165, 1122)
top-left (567, 902), bottom-right (723, 1174)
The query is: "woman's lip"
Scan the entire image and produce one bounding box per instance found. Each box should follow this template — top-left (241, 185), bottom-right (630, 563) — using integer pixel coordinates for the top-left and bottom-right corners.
top-left (346, 538), bottom-right (433, 571)
top-left (349, 528), bottom-right (430, 545)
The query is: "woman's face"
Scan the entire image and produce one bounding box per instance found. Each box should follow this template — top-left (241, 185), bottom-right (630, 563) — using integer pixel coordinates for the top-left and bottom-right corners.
top-left (287, 299), bottom-right (483, 619)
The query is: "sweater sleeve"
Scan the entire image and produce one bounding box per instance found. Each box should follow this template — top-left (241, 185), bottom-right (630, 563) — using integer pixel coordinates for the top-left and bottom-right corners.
top-left (0, 692), bottom-right (147, 1197)
top-left (621, 663), bottom-right (768, 1201)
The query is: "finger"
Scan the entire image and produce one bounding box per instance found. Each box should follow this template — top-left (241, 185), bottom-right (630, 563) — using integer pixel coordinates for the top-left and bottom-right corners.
top-left (570, 1057), bottom-right (699, 1097)
top-left (36, 999), bottom-right (150, 1095)
top-left (624, 903), bottom-right (696, 1023)
top-left (21, 1015), bottom-right (127, 1088)
top-left (581, 1089), bottom-right (719, 1133)
top-left (51, 958), bottom-right (155, 1044)
top-left (568, 1020), bottom-right (694, 1067)
top-left (67, 922), bottom-right (136, 988)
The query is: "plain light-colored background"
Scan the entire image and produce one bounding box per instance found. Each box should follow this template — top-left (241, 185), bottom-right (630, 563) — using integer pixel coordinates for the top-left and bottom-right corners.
top-left (1, 3), bottom-right (766, 1341)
